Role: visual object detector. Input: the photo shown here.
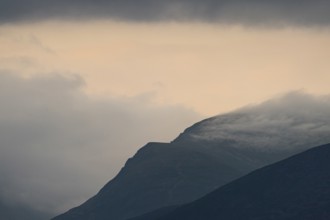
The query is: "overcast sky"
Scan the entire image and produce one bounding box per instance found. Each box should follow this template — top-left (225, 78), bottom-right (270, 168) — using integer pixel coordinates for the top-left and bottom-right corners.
top-left (1, 0), bottom-right (330, 26)
top-left (0, 0), bottom-right (330, 217)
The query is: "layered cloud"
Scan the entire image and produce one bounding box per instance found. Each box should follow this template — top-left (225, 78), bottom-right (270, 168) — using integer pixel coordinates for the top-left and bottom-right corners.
top-left (1, 0), bottom-right (330, 26)
top-left (0, 71), bottom-right (200, 215)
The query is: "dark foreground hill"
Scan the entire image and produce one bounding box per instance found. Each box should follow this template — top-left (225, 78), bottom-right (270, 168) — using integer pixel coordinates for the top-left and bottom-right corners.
top-left (52, 93), bottom-right (330, 220)
top-left (141, 143), bottom-right (330, 220)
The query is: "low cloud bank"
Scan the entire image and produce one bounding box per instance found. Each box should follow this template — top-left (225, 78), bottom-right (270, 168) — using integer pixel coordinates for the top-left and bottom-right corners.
top-left (0, 71), bottom-right (200, 215)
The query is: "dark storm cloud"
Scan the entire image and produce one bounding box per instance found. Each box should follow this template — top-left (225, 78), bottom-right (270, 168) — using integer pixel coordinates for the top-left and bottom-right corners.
top-left (0, 71), bottom-right (200, 215)
top-left (0, 0), bottom-right (330, 26)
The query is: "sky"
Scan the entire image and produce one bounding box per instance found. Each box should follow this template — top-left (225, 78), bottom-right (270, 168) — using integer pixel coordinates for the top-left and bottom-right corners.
top-left (1, 0), bottom-right (330, 217)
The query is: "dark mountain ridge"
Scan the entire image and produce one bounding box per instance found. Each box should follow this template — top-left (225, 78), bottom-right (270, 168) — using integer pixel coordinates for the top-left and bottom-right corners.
top-left (143, 143), bottom-right (330, 220)
top-left (52, 142), bottom-right (244, 220)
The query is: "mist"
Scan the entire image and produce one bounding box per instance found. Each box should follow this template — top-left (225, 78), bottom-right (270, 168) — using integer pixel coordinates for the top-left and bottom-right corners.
top-left (188, 91), bottom-right (330, 152)
top-left (0, 71), bottom-right (201, 215)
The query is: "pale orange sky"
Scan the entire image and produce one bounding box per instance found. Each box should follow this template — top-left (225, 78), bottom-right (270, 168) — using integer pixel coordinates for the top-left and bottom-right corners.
top-left (1, 21), bottom-right (330, 116)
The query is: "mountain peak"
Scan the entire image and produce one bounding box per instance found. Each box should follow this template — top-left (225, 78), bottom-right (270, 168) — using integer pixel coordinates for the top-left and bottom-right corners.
top-left (175, 92), bottom-right (330, 152)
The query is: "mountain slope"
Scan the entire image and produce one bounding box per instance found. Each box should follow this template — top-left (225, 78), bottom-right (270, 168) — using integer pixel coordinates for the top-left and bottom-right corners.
top-left (52, 93), bottom-right (330, 220)
top-left (151, 143), bottom-right (330, 220)
top-left (52, 142), bottom-right (244, 220)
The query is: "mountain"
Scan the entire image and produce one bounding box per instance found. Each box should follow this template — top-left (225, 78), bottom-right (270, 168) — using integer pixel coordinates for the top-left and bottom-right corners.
top-left (52, 142), bottom-right (245, 220)
top-left (140, 143), bottom-right (330, 220)
top-left (52, 93), bottom-right (330, 220)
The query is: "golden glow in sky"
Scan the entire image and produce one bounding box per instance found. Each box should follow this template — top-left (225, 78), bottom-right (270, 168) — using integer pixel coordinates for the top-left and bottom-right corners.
top-left (1, 21), bottom-right (330, 115)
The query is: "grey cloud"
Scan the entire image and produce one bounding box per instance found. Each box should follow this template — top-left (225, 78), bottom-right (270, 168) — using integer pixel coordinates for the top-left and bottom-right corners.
top-left (0, 71), bottom-right (201, 216)
top-left (0, 0), bottom-right (330, 26)
top-left (189, 91), bottom-right (330, 152)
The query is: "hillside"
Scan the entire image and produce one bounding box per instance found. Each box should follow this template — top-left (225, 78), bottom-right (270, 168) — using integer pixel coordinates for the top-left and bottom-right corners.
top-left (150, 143), bottom-right (330, 220)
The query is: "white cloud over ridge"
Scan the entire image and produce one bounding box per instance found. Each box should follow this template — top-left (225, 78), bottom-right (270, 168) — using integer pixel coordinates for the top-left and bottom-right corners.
top-left (188, 92), bottom-right (330, 152)
top-left (0, 71), bottom-right (201, 215)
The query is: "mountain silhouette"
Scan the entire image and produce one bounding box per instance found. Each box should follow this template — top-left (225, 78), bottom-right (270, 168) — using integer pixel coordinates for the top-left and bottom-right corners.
top-left (53, 93), bottom-right (330, 220)
top-left (137, 143), bottom-right (330, 220)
